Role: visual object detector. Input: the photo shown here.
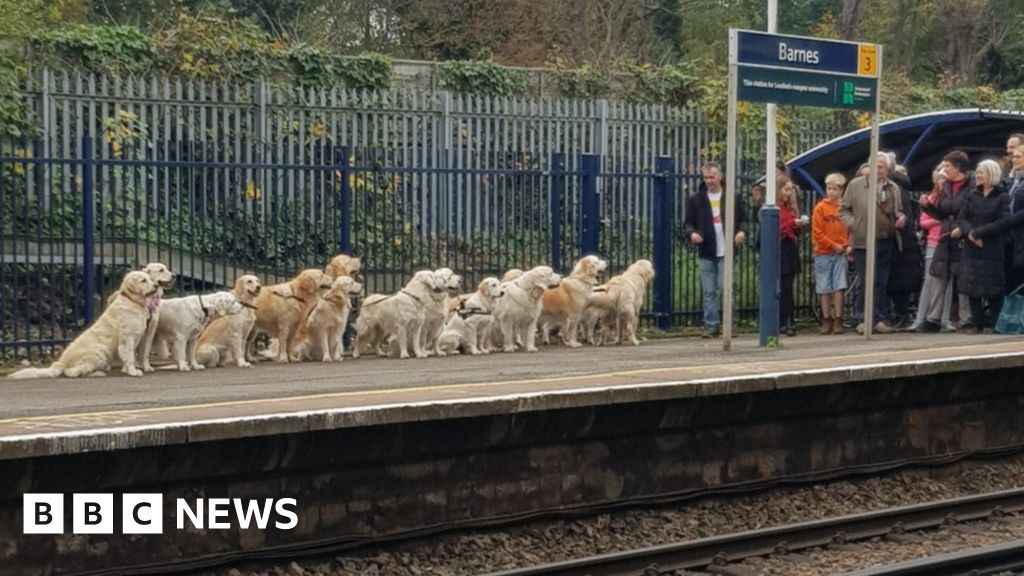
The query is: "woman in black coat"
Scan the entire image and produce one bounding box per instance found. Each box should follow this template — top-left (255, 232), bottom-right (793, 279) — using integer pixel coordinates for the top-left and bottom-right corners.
top-left (887, 170), bottom-right (923, 327)
top-left (957, 160), bottom-right (1011, 332)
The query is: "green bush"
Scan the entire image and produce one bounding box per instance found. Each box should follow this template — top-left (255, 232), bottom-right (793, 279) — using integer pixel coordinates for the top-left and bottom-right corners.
top-left (336, 53), bottom-right (393, 91)
top-left (41, 25), bottom-right (155, 74)
top-left (438, 60), bottom-right (527, 96)
top-left (555, 63), bottom-right (612, 100)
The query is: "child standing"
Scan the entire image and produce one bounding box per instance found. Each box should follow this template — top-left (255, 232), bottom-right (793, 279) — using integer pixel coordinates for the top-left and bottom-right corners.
top-left (812, 173), bottom-right (852, 334)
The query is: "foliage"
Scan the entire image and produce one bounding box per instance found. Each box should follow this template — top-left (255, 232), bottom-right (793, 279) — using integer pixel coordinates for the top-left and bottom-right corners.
top-left (40, 25), bottom-right (155, 74)
top-left (438, 60), bottom-right (527, 97)
top-left (554, 64), bottom-right (612, 100)
top-left (335, 53), bottom-right (394, 91)
top-left (151, 10), bottom-right (271, 81)
top-left (624, 63), bottom-right (701, 106)
top-left (0, 53), bottom-right (33, 138)
top-left (285, 43), bottom-right (333, 88)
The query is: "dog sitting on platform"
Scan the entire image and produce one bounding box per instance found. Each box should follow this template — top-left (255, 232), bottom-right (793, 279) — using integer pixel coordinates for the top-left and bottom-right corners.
top-left (195, 275), bottom-right (262, 368)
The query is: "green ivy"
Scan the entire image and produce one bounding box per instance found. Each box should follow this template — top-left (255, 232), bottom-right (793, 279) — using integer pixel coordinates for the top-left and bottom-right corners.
top-left (41, 25), bottom-right (155, 74)
top-left (336, 52), bottom-right (393, 92)
top-left (286, 43), bottom-right (333, 88)
top-left (0, 52), bottom-right (33, 138)
top-left (555, 63), bottom-right (612, 100)
top-left (625, 63), bottom-right (701, 105)
top-left (438, 60), bottom-right (526, 97)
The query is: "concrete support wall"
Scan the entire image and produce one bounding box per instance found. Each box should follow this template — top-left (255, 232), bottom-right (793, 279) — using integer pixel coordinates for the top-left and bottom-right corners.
top-left (2, 369), bottom-right (1022, 575)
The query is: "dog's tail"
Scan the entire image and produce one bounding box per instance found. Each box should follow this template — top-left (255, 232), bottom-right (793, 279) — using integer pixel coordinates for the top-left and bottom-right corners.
top-left (585, 287), bottom-right (621, 311)
top-left (8, 363), bottom-right (63, 380)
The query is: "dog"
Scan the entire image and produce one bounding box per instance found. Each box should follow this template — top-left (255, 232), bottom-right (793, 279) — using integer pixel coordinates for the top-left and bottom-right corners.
top-left (290, 275), bottom-right (363, 362)
top-left (152, 292), bottom-right (243, 371)
top-left (252, 269), bottom-right (334, 363)
top-left (583, 259), bottom-right (655, 346)
top-left (493, 265), bottom-right (562, 353)
top-left (195, 275), bottom-right (262, 368)
top-left (353, 270), bottom-right (446, 359)
top-left (325, 253), bottom-right (362, 280)
top-left (420, 267), bottom-right (462, 356)
top-left (9, 272), bottom-right (157, 379)
top-left (438, 277), bottom-right (505, 355)
top-left (107, 262), bottom-right (176, 372)
top-left (538, 255), bottom-right (607, 347)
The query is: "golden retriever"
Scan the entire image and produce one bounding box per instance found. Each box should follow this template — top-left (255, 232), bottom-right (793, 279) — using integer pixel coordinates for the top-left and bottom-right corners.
top-left (9, 271), bottom-right (157, 379)
top-left (252, 269), bottom-right (334, 363)
top-left (353, 270), bottom-right (446, 359)
top-left (325, 253), bottom-right (362, 280)
top-left (152, 292), bottom-right (243, 371)
top-left (583, 259), bottom-right (655, 346)
top-left (438, 277), bottom-right (505, 355)
top-left (539, 255), bottom-right (607, 347)
top-left (290, 275), bottom-right (363, 362)
top-left (195, 275), bottom-right (262, 368)
top-left (493, 266), bottom-right (562, 353)
top-left (106, 262), bottom-right (176, 372)
top-left (421, 267), bottom-right (462, 356)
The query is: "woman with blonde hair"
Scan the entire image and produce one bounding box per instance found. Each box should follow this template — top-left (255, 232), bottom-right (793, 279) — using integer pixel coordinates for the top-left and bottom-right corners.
top-left (910, 163), bottom-right (954, 332)
top-left (954, 159), bottom-right (1010, 332)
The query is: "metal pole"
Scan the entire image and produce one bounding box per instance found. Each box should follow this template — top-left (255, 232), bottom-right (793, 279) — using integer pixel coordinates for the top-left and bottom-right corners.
top-left (759, 0), bottom-right (782, 347)
top-left (653, 157), bottom-right (675, 331)
top-left (338, 146), bottom-right (351, 254)
top-left (724, 30), bottom-right (739, 351)
top-left (550, 153), bottom-right (564, 272)
top-left (864, 46), bottom-right (884, 339)
top-left (82, 137), bottom-right (95, 324)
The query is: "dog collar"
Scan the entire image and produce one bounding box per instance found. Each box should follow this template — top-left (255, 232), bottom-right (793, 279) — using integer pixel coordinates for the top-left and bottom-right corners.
top-left (272, 291), bottom-right (306, 304)
top-left (196, 295), bottom-right (209, 319)
top-left (239, 301), bottom-right (258, 310)
top-left (401, 289), bottom-right (422, 303)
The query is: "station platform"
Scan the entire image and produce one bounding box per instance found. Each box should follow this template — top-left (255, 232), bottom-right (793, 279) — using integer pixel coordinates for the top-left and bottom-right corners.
top-left (2, 333), bottom-right (1021, 460)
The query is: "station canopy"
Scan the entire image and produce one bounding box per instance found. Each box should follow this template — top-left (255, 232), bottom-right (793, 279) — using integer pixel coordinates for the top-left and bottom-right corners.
top-left (785, 108), bottom-right (1024, 195)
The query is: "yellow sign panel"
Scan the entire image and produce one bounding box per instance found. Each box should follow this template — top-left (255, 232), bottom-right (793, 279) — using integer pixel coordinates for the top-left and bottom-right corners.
top-left (858, 44), bottom-right (878, 77)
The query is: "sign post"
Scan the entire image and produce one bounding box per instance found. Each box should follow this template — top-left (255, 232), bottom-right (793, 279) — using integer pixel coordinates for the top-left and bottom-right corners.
top-left (723, 30), bottom-right (881, 350)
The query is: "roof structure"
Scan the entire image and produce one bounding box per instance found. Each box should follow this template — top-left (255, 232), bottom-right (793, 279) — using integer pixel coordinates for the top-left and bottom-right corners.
top-left (785, 108), bottom-right (1024, 196)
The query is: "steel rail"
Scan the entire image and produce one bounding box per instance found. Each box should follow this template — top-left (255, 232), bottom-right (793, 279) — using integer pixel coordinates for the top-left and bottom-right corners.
top-left (482, 488), bottom-right (1024, 576)
top-left (838, 539), bottom-right (1024, 575)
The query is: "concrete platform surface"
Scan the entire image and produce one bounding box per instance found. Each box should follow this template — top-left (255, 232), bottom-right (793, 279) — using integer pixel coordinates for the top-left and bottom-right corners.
top-left (1, 333), bottom-right (1021, 459)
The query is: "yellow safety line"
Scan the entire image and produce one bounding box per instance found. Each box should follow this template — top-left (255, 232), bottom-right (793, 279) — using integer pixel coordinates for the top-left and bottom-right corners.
top-left (0, 342), bottom-right (1019, 427)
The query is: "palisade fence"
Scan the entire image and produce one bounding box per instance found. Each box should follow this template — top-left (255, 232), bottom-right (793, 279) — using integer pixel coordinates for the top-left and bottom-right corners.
top-left (0, 70), bottom-right (841, 361)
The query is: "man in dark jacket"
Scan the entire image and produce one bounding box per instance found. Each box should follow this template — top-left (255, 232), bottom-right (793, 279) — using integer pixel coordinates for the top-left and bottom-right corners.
top-left (683, 163), bottom-right (749, 338)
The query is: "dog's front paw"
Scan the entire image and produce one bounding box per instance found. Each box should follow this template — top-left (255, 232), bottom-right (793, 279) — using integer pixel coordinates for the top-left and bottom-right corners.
top-left (567, 341), bottom-right (582, 348)
top-left (142, 363), bottom-right (155, 373)
top-left (503, 345), bottom-right (516, 353)
top-left (526, 346), bottom-right (538, 353)
top-left (177, 364), bottom-right (191, 372)
top-left (125, 366), bottom-right (143, 377)
top-left (238, 360), bottom-right (253, 368)
top-left (435, 350), bottom-right (447, 357)
top-left (191, 363), bottom-right (205, 370)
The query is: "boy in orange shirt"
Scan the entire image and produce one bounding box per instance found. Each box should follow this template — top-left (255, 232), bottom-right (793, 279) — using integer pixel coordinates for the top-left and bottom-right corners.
top-left (812, 173), bottom-right (852, 334)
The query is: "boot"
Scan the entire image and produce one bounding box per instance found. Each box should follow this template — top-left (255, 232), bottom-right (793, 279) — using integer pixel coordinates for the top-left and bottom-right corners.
top-left (819, 316), bottom-right (832, 335)
top-left (832, 316), bottom-right (845, 334)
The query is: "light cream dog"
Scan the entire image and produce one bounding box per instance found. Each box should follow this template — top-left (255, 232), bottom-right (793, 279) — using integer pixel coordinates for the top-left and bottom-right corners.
top-left (252, 269), bottom-right (334, 363)
top-left (152, 292), bottom-right (243, 371)
top-left (420, 267), bottom-right (462, 356)
top-left (9, 271), bottom-right (157, 379)
top-left (290, 276), bottom-right (363, 362)
top-left (583, 259), bottom-right (655, 346)
top-left (195, 275), bottom-right (262, 368)
top-left (538, 255), bottom-right (607, 347)
top-left (353, 270), bottom-right (445, 359)
top-left (438, 277), bottom-right (505, 355)
top-left (325, 253), bottom-right (362, 280)
top-left (493, 265), bottom-right (562, 353)
top-left (107, 262), bottom-right (176, 372)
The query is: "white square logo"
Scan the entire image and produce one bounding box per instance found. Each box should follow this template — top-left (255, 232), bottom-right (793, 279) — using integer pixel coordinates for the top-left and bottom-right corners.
top-left (23, 494), bottom-right (64, 534)
top-left (122, 494), bottom-right (163, 534)
top-left (73, 493), bottom-right (114, 534)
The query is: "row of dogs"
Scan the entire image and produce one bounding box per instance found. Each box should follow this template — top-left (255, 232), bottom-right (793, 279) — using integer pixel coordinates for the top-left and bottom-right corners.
top-left (7, 254), bottom-right (654, 379)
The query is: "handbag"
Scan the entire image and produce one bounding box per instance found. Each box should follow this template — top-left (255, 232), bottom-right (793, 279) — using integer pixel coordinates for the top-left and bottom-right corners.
top-left (995, 282), bottom-right (1024, 334)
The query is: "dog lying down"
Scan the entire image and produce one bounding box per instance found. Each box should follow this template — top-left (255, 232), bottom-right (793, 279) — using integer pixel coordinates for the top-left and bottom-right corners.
top-left (8, 271), bottom-right (158, 379)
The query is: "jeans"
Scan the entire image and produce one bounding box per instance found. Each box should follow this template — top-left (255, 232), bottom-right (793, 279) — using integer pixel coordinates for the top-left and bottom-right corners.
top-left (853, 240), bottom-right (893, 324)
top-left (699, 257), bottom-right (727, 331)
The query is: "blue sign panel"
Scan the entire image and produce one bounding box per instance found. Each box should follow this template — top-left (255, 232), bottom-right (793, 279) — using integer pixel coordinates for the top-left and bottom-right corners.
top-left (738, 30), bottom-right (861, 75)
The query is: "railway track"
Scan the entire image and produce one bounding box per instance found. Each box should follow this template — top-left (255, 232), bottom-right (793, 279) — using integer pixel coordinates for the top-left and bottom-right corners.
top-left (483, 488), bottom-right (1024, 576)
top-left (839, 539), bottom-right (1024, 575)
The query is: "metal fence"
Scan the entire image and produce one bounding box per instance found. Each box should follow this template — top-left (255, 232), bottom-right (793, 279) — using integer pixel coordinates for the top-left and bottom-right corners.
top-left (0, 71), bottom-right (843, 361)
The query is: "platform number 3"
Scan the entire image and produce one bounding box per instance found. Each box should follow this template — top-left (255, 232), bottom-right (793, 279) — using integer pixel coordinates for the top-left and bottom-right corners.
top-left (858, 45), bottom-right (878, 76)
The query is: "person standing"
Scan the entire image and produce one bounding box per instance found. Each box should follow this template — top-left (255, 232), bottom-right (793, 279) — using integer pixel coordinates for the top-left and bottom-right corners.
top-left (684, 163), bottom-right (749, 338)
top-left (910, 164), bottom-right (953, 332)
top-left (920, 150), bottom-right (974, 330)
top-left (955, 160), bottom-right (1010, 333)
top-left (778, 177), bottom-right (805, 336)
top-left (886, 160), bottom-right (922, 329)
top-left (812, 173), bottom-right (851, 335)
top-left (840, 152), bottom-right (905, 334)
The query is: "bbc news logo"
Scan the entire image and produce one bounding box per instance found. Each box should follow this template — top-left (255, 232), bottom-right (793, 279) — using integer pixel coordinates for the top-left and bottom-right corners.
top-left (24, 494), bottom-right (298, 534)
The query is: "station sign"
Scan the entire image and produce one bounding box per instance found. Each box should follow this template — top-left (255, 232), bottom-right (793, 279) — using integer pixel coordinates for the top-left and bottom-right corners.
top-left (733, 29), bottom-right (880, 110)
